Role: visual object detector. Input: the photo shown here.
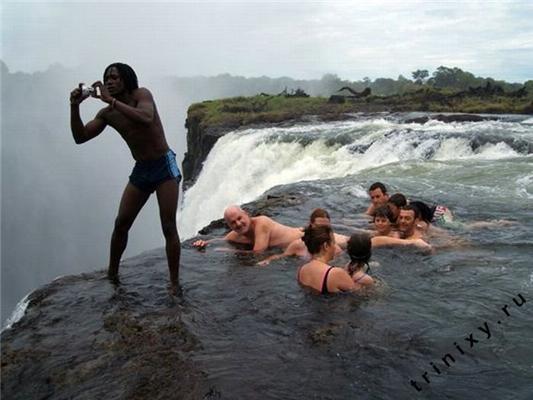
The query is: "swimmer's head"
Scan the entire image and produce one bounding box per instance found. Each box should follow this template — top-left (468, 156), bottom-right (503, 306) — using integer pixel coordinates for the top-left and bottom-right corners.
top-left (398, 205), bottom-right (419, 235)
top-left (409, 201), bottom-right (433, 224)
top-left (224, 205), bottom-right (251, 235)
top-left (373, 206), bottom-right (395, 235)
top-left (368, 182), bottom-right (389, 206)
top-left (387, 193), bottom-right (407, 220)
top-left (303, 224), bottom-right (335, 256)
top-left (347, 233), bottom-right (372, 272)
top-left (309, 208), bottom-right (331, 227)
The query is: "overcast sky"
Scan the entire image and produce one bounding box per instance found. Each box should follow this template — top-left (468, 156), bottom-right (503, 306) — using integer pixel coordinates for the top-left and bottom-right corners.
top-left (2, 0), bottom-right (532, 82)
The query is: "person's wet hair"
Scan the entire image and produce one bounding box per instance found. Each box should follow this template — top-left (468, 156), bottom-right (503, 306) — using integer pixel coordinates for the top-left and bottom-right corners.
top-left (400, 204), bottom-right (421, 220)
top-left (103, 63), bottom-right (139, 93)
top-left (409, 201), bottom-right (434, 223)
top-left (347, 233), bottom-right (372, 274)
top-left (374, 205), bottom-right (395, 223)
top-left (309, 208), bottom-right (330, 223)
top-left (369, 182), bottom-right (387, 193)
top-left (388, 193), bottom-right (407, 208)
top-left (302, 224), bottom-right (333, 255)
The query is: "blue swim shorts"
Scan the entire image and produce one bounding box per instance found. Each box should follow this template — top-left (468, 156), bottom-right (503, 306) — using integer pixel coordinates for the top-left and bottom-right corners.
top-left (129, 149), bottom-right (182, 193)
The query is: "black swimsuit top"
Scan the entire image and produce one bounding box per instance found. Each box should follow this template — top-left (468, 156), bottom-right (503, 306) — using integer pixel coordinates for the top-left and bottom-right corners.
top-left (321, 266), bottom-right (335, 295)
top-left (298, 265), bottom-right (335, 295)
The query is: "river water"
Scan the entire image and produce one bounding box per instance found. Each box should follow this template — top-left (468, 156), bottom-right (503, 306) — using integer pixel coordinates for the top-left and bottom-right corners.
top-left (3, 113), bottom-right (533, 398)
top-left (178, 114), bottom-right (533, 398)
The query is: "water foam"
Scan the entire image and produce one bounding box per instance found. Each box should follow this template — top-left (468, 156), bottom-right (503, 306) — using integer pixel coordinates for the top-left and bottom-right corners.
top-left (179, 118), bottom-right (532, 239)
top-left (2, 294), bottom-right (30, 332)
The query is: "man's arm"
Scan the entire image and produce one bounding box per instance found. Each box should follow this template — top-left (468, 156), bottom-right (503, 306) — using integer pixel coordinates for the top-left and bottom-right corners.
top-left (70, 85), bottom-right (107, 144)
top-left (252, 221), bottom-right (271, 253)
top-left (192, 237), bottom-right (227, 250)
top-left (257, 239), bottom-right (301, 266)
top-left (334, 233), bottom-right (349, 249)
top-left (94, 83), bottom-right (155, 125)
top-left (371, 236), bottom-right (432, 251)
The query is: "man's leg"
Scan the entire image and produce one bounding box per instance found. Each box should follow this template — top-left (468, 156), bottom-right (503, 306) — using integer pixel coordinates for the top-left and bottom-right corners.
top-left (108, 183), bottom-right (150, 280)
top-left (155, 179), bottom-right (180, 291)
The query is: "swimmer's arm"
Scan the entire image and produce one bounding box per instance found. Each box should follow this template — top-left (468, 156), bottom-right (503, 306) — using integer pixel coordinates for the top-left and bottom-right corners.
top-left (465, 219), bottom-right (517, 229)
top-left (351, 271), bottom-right (375, 286)
top-left (70, 107), bottom-right (107, 144)
top-left (365, 204), bottom-right (375, 216)
top-left (216, 225), bottom-right (270, 254)
top-left (192, 237), bottom-right (227, 250)
top-left (257, 253), bottom-right (285, 267)
top-left (372, 236), bottom-right (432, 251)
top-left (331, 268), bottom-right (356, 292)
top-left (257, 239), bottom-right (301, 266)
top-left (252, 222), bottom-right (271, 253)
top-left (334, 234), bottom-right (349, 249)
top-left (427, 225), bottom-right (454, 240)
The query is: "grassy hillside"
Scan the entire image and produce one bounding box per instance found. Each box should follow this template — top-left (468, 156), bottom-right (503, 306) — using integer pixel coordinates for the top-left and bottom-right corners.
top-left (187, 88), bottom-right (532, 130)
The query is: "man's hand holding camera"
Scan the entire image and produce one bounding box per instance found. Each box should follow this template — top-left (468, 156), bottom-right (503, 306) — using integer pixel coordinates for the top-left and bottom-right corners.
top-left (91, 81), bottom-right (114, 105)
top-left (69, 82), bottom-right (109, 106)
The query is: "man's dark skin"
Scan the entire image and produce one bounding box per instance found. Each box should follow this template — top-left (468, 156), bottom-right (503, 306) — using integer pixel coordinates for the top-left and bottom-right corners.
top-left (69, 65), bottom-right (180, 293)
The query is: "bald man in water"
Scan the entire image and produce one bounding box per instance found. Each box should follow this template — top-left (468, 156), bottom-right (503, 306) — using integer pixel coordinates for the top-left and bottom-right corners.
top-left (193, 205), bottom-right (303, 252)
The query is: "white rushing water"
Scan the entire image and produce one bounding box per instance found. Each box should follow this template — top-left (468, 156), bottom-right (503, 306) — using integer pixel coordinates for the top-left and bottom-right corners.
top-left (2, 294), bottom-right (30, 332)
top-left (178, 118), bottom-right (531, 239)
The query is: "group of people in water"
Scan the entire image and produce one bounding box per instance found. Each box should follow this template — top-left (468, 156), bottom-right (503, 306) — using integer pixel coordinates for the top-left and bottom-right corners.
top-left (192, 181), bottom-right (446, 295)
top-left (69, 63), bottom-right (509, 294)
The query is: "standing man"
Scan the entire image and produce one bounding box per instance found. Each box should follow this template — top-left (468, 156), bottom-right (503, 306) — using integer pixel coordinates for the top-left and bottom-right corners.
top-left (70, 63), bottom-right (181, 293)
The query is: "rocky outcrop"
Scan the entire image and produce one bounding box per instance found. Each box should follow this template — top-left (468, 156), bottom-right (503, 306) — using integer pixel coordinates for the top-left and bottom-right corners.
top-left (404, 113), bottom-right (500, 124)
top-left (0, 188), bottom-right (308, 400)
top-left (181, 116), bottom-right (235, 189)
top-left (0, 266), bottom-right (213, 400)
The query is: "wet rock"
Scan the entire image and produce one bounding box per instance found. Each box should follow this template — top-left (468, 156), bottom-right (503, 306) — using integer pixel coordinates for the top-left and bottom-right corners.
top-left (308, 323), bottom-right (340, 345)
top-left (0, 271), bottom-right (212, 400)
top-left (405, 113), bottom-right (499, 124)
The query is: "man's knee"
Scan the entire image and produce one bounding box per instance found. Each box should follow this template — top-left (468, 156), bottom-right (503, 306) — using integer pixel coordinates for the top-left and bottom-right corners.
top-left (114, 216), bottom-right (134, 234)
top-left (161, 221), bottom-right (178, 239)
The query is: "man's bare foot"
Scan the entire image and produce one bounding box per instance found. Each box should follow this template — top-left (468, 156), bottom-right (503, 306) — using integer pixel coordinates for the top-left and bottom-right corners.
top-left (168, 283), bottom-right (182, 297)
top-left (107, 269), bottom-right (120, 285)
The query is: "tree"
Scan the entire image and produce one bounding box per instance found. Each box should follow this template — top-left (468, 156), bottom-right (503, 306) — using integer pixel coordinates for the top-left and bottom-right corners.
top-left (430, 66), bottom-right (482, 91)
top-left (412, 69), bottom-right (429, 85)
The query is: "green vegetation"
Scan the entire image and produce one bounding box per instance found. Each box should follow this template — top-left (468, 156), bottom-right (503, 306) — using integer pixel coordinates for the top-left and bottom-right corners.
top-left (188, 86), bottom-right (532, 130)
top-left (188, 95), bottom-right (354, 129)
top-left (185, 65), bottom-right (532, 130)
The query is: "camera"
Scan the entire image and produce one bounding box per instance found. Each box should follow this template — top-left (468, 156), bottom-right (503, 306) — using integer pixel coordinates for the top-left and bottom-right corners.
top-left (80, 84), bottom-right (96, 97)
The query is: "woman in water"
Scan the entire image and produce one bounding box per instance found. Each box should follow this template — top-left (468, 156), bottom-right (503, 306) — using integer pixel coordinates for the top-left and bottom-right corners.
top-left (297, 225), bottom-right (355, 294)
top-left (346, 233), bottom-right (375, 289)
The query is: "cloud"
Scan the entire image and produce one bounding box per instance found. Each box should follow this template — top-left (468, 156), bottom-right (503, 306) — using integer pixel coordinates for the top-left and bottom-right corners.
top-left (2, 1), bottom-right (532, 82)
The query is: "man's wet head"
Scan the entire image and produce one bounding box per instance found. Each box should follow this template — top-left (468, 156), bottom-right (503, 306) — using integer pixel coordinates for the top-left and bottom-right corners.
top-left (368, 182), bottom-right (389, 207)
top-left (398, 205), bottom-right (419, 237)
top-left (224, 206), bottom-right (251, 235)
top-left (309, 208), bottom-right (331, 228)
top-left (387, 193), bottom-right (407, 221)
